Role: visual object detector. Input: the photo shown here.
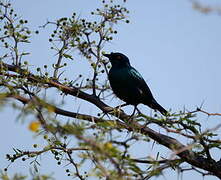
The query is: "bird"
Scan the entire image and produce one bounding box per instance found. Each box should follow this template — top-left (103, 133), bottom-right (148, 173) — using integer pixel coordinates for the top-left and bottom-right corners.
top-left (103, 52), bottom-right (167, 116)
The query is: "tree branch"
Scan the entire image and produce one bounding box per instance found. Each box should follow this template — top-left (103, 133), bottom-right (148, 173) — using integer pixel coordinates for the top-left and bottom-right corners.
top-left (1, 62), bottom-right (221, 178)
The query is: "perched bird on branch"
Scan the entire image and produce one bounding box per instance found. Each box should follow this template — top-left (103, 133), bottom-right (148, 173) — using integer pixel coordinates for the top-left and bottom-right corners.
top-left (104, 52), bottom-right (167, 116)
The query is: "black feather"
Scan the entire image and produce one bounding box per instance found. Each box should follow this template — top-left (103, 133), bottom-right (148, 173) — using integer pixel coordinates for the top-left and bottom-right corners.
top-left (104, 52), bottom-right (167, 115)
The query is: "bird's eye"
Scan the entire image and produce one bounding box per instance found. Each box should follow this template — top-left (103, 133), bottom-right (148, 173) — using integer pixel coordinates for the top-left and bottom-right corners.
top-left (116, 56), bottom-right (121, 60)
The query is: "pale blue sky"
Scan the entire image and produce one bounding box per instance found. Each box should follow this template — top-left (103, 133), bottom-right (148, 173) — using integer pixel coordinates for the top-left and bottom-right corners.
top-left (1, 0), bottom-right (221, 179)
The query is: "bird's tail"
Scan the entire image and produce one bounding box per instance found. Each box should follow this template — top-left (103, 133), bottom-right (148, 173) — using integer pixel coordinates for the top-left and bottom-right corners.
top-left (149, 99), bottom-right (167, 116)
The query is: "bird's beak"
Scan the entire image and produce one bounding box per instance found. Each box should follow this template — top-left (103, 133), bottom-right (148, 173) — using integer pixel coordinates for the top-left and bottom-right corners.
top-left (103, 54), bottom-right (110, 58)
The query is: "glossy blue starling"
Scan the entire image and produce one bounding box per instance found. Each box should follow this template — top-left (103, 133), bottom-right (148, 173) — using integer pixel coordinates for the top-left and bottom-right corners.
top-left (104, 52), bottom-right (167, 116)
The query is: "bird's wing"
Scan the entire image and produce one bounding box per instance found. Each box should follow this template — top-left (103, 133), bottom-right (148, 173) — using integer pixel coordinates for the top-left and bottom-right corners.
top-left (129, 67), bottom-right (154, 99)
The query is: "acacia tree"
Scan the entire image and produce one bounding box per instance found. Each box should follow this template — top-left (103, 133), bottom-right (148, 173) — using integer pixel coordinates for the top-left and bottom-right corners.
top-left (0, 1), bottom-right (221, 179)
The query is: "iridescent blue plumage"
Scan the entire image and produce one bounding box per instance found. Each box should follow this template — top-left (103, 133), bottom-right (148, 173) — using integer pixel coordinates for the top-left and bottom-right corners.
top-left (104, 52), bottom-right (167, 115)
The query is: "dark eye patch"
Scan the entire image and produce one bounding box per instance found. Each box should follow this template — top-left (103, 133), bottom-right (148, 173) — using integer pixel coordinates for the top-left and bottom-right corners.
top-left (116, 56), bottom-right (121, 60)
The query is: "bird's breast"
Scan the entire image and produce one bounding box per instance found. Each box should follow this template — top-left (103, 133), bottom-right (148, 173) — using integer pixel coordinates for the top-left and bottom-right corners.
top-left (108, 67), bottom-right (142, 105)
top-left (108, 68), bottom-right (131, 86)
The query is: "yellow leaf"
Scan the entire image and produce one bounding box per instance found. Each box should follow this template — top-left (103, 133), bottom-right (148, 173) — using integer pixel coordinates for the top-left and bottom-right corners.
top-left (47, 105), bottom-right (55, 113)
top-left (29, 121), bottom-right (41, 132)
top-left (104, 142), bottom-right (113, 149)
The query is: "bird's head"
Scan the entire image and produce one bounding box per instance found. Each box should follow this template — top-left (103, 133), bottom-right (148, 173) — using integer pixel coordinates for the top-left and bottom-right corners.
top-left (103, 52), bottom-right (130, 67)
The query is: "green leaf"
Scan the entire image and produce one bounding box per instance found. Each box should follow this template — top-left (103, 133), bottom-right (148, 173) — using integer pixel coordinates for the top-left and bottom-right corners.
top-left (63, 53), bottom-right (73, 60)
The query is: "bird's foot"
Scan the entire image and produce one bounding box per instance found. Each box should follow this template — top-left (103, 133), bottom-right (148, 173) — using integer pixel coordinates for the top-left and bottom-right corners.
top-left (114, 103), bottom-right (128, 110)
top-left (102, 105), bottom-right (125, 118)
top-left (140, 121), bottom-right (151, 129)
top-left (130, 106), bottom-right (143, 117)
top-left (136, 108), bottom-right (143, 116)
